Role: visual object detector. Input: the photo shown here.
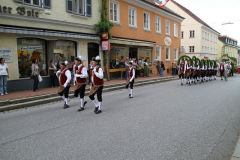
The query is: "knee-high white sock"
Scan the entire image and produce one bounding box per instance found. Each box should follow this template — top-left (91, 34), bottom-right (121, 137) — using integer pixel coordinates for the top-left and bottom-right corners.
top-left (98, 102), bottom-right (102, 110)
top-left (80, 98), bottom-right (83, 107)
top-left (62, 95), bottom-right (65, 100)
top-left (77, 94), bottom-right (80, 100)
top-left (65, 98), bottom-right (69, 105)
top-left (92, 99), bottom-right (98, 107)
top-left (130, 89), bottom-right (133, 97)
top-left (181, 78), bottom-right (183, 84)
top-left (127, 88), bottom-right (130, 94)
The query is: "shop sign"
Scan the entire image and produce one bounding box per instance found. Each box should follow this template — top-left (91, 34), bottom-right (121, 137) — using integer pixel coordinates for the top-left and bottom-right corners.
top-left (0, 5), bottom-right (39, 18)
top-left (102, 41), bottom-right (110, 51)
top-left (56, 41), bottom-right (73, 47)
top-left (204, 56), bottom-right (209, 59)
top-left (102, 32), bottom-right (108, 40)
top-left (164, 37), bottom-right (172, 46)
top-left (20, 46), bottom-right (42, 51)
top-left (0, 48), bottom-right (13, 63)
top-left (22, 39), bottom-right (41, 45)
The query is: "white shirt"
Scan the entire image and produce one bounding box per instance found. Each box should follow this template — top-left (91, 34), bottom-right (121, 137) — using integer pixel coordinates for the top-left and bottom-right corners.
top-left (74, 64), bottom-right (88, 85)
top-left (0, 63), bottom-right (8, 75)
top-left (129, 67), bottom-right (135, 82)
top-left (56, 68), bottom-right (71, 88)
top-left (91, 66), bottom-right (103, 83)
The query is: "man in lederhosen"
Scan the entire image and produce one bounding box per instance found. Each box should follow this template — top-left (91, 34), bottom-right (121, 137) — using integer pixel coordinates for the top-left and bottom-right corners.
top-left (56, 61), bottom-right (71, 109)
top-left (126, 61), bottom-right (135, 98)
top-left (73, 56), bottom-right (88, 112)
top-left (185, 60), bottom-right (192, 86)
top-left (214, 62), bottom-right (218, 80)
top-left (178, 59), bottom-right (185, 85)
top-left (196, 60), bottom-right (201, 84)
top-left (89, 56), bottom-right (104, 114)
top-left (200, 61), bottom-right (205, 83)
top-left (219, 62), bottom-right (225, 80)
top-left (192, 61), bottom-right (197, 84)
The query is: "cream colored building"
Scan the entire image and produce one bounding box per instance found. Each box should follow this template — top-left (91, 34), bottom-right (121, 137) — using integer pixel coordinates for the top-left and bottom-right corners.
top-left (217, 35), bottom-right (238, 63)
top-left (0, 0), bottom-right (101, 91)
top-left (166, 0), bottom-right (220, 60)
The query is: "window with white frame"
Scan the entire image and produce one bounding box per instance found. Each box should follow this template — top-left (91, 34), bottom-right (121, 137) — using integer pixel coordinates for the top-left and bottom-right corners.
top-left (109, 0), bottom-right (119, 23)
top-left (129, 7), bottom-right (136, 27)
top-left (202, 46), bottom-right (204, 53)
top-left (156, 17), bottom-right (161, 33)
top-left (207, 33), bottom-right (209, 40)
top-left (66, 0), bottom-right (92, 16)
top-left (205, 32), bottom-right (207, 40)
top-left (181, 31), bottom-right (184, 39)
top-left (190, 30), bottom-right (195, 38)
top-left (174, 48), bottom-right (178, 60)
top-left (189, 46), bottom-right (194, 53)
top-left (144, 12), bottom-right (150, 30)
top-left (207, 47), bottom-right (209, 53)
top-left (166, 47), bottom-right (170, 60)
top-left (180, 46), bottom-right (185, 53)
top-left (202, 31), bottom-right (204, 39)
top-left (14, 0), bottom-right (51, 8)
top-left (156, 46), bottom-right (161, 59)
top-left (166, 20), bottom-right (170, 35)
top-left (174, 23), bottom-right (178, 37)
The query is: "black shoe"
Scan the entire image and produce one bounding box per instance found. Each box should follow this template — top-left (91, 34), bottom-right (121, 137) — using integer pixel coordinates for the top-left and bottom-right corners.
top-left (130, 96), bottom-right (133, 99)
top-left (95, 109), bottom-right (102, 114)
top-left (84, 101), bottom-right (87, 107)
top-left (78, 107), bottom-right (84, 112)
top-left (94, 107), bottom-right (98, 113)
top-left (221, 79), bottom-right (223, 80)
top-left (129, 94), bottom-right (131, 97)
top-left (189, 82), bottom-right (191, 86)
top-left (181, 83), bottom-right (183, 85)
top-left (63, 105), bottom-right (69, 109)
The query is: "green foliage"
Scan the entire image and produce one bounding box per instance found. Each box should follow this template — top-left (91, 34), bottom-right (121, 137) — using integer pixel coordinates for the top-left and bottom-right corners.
top-left (177, 55), bottom-right (192, 65)
top-left (94, 0), bottom-right (114, 39)
top-left (200, 59), bottom-right (205, 66)
top-left (140, 68), bottom-right (144, 73)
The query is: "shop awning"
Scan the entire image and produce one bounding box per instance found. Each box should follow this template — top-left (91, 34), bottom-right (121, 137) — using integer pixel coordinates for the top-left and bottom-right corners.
top-left (0, 25), bottom-right (100, 40)
top-left (110, 37), bottom-right (156, 47)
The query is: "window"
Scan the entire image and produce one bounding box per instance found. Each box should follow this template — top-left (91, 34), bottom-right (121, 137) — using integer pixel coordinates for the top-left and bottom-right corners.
top-left (166, 20), bottom-right (170, 35)
top-left (156, 46), bottom-right (161, 59)
top-left (207, 33), bottom-right (209, 40)
top-left (202, 31), bottom-right (204, 39)
top-left (190, 30), bottom-right (195, 38)
top-left (129, 7), bottom-right (136, 27)
top-left (181, 31), bottom-right (184, 39)
top-left (189, 46), bottom-right (194, 53)
top-left (14, 0), bottom-right (51, 8)
top-left (180, 46), bottom-right (185, 53)
top-left (174, 23), bottom-right (178, 37)
top-left (211, 35), bottom-right (212, 42)
top-left (166, 47), bottom-right (170, 60)
top-left (207, 47), bottom-right (209, 53)
top-left (156, 17), bottom-right (161, 33)
top-left (202, 46), bottom-right (204, 53)
top-left (109, 0), bottom-right (119, 22)
top-left (174, 48), bottom-right (178, 60)
top-left (211, 48), bottom-right (212, 54)
top-left (144, 12), bottom-right (150, 30)
top-left (67, 0), bottom-right (92, 17)
top-left (205, 32), bottom-right (207, 40)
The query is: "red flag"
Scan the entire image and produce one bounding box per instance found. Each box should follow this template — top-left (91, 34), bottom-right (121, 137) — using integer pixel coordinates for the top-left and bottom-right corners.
top-left (154, 0), bottom-right (170, 8)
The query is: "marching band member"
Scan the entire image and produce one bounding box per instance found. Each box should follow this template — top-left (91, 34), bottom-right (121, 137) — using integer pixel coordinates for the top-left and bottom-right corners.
top-left (178, 59), bottom-right (185, 85)
top-left (73, 56), bottom-right (88, 112)
top-left (219, 62), bottom-right (225, 80)
top-left (56, 61), bottom-right (71, 109)
top-left (126, 61), bottom-right (135, 98)
top-left (200, 61), bottom-right (205, 83)
top-left (185, 60), bottom-right (192, 86)
top-left (89, 56), bottom-right (104, 114)
top-left (214, 62), bottom-right (218, 80)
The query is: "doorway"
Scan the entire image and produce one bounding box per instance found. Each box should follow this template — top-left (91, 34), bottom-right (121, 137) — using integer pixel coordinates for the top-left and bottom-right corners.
top-left (129, 48), bottom-right (138, 60)
top-left (88, 43), bottom-right (99, 64)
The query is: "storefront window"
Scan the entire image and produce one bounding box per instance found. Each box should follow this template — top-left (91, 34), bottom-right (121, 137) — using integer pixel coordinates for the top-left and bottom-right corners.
top-left (138, 48), bottom-right (152, 67)
top-left (110, 47), bottom-right (129, 69)
top-left (53, 40), bottom-right (76, 71)
top-left (17, 38), bottom-right (46, 78)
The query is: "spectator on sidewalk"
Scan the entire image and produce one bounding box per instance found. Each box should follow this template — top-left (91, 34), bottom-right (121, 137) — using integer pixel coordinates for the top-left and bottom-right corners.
top-left (0, 58), bottom-right (9, 95)
top-left (160, 61), bottom-right (165, 77)
top-left (172, 62), bottom-right (177, 75)
top-left (125, 58), bottom-right (129, 80)
top-left (31, 59), bottom-right (39, 92)
top-left (49, 60), bottom-right (57, 88)
top-left (132, 58), bottom-right (138, 78)
top-left (144, 59), bottom-right (149, 77)
top-left (88, 60), bottom-right (92, 84)
top-left (156, 61), bottom-right (161, 76)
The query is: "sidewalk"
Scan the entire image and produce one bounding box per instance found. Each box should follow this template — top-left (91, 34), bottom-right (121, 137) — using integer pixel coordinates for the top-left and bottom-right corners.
top-left (0, 75), bottom-right (176, 102)
top-left (231, 137), bottom-right (240, 160)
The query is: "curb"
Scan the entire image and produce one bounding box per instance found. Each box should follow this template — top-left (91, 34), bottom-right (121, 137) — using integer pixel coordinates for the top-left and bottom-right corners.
top-left (0, 76), bottom-right (178, 112)
top-left (231, 137), bottom-right (240, 160)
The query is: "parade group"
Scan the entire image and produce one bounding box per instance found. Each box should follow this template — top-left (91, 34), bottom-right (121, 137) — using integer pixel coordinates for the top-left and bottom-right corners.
top-left (56, 55), bottom-right (231, 114)
top-left (177, 55), bottom-right (231, 86)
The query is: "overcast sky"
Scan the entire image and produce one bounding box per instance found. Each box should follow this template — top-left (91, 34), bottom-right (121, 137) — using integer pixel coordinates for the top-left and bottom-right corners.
top-left (172, 0), bottom-right (240, 43)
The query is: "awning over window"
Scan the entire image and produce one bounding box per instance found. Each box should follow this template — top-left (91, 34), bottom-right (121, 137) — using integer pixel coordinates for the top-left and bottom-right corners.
top-left (0, 25), bottom-right (100, 40)
top-left (110, 37), bottom-right (156, 47)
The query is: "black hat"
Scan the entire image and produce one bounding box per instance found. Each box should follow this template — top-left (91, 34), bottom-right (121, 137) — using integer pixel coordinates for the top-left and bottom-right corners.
top-left (129, 61), bottom-right (133, 65)
top-left (61, 61), bottom-right (68, 66)
top-left (75, 56), bottom-right (82, 62)
top-left (92, 56), bottom-right (100, 63)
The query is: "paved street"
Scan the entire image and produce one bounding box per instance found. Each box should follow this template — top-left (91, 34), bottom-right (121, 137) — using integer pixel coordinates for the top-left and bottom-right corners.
top-left (1, 76), bottom-right (240, 160)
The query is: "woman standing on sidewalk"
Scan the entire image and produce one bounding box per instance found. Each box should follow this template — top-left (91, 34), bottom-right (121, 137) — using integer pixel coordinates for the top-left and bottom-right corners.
top-left (31, 59), bottom-right (39, 92)
top-left (160, 61), bottom-right (165, 77)
top-left (49, 60), bottom-right (57, 88)
top-left (0, 58), bottom-right (9, 95)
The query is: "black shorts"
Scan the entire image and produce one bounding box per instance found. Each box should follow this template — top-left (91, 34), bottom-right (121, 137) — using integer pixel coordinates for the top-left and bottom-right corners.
top-left (220, 70), bottom-right (224, 77)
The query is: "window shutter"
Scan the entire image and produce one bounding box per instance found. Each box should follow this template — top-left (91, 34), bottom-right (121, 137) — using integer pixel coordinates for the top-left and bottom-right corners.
top-left (66, 0), bottom-right (73, 13)
top-left (86, 0), bottom-right (92, 17)
top-left (43, 0), bottom-right (51, 9)
top-left (13, 0), bottom-right (23, 2)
